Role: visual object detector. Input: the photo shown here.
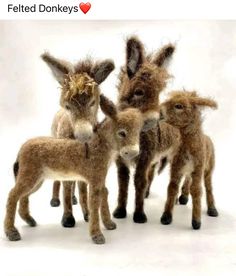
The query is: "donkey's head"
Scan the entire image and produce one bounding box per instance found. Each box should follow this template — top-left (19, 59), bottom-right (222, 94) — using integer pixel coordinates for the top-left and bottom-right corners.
top-left (160, 91), bottom-right (218, 128)
top-left (118, 36), bottom-right (175, 122)
top-left (41, 53), bottom-right (114, 142)
top-left (100, 95), bottom-right (157, 160)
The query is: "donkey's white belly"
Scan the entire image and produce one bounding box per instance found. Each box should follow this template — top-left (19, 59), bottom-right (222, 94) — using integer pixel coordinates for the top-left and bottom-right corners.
top-left (44, 167), bottom-right (88, 182)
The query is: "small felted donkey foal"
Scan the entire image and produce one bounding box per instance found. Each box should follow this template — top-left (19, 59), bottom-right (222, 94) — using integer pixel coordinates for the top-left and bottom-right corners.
top-left (4, 95), bottom-right (157, 244)
top-left (160, 91), bottom-right (218, 230)
top-left (41, 53), bottom-right (114, 212)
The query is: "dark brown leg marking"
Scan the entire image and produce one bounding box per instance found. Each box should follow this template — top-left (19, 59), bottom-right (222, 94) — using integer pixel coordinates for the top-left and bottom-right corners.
top-left (133, 155), bottom-right (151, 223)
top-left (113, 158), bottom-right (130, 219)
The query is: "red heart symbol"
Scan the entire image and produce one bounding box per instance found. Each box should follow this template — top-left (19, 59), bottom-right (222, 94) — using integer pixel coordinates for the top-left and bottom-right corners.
top-left (79, 2), bottom-right (91, 14)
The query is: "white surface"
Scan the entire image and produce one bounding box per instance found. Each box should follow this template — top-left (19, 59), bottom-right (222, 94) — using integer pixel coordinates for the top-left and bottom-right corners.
top-left (0, 21), bottom-right (236, 276)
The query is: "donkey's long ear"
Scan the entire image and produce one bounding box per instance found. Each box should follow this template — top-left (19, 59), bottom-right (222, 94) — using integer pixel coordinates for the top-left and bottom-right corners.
top-left (152, 43), bottom-right (175, 67)
top-left (126, 36), bottom-right (145, 79)
top-left (100, 94), bottom-right (117, 119)
top-left (92, 60), bottom-right (115, 84)
top-left (41, 52), bottom-right (73, 85)
top-left (190, 97), bottom-right (218, 109)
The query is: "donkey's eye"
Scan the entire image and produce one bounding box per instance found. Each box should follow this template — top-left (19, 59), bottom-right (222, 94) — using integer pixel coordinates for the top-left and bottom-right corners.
top-left (117, 129), bottom-right (127, 138)
top-left (175, 104), bottom-right (184, 110)
top-left (65, 104), bottom-right (71, 110)
top-left (89, 100), bottom-right (96, 107)
top-left (134, 89), bottom-right (144, 97)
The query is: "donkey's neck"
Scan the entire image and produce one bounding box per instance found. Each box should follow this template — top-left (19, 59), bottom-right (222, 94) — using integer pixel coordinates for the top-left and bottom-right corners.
top-left (95, 118), bottom-right (117, 152)
top-left (180, 118), bottom-right (203, 138)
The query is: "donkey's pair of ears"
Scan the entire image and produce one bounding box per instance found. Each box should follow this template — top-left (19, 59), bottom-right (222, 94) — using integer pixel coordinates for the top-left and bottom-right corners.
top-left (41, 52), bottom-right (115, 85)
top-left (190, 97), bottom-right (218, 109)
top-left (126, 36), bottom-right (175, 79)
top-left (100, 94), bottom-right (157, 131)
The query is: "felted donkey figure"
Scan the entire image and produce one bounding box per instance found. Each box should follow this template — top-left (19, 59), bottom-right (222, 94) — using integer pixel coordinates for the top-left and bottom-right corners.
top-left (112, 36), bottom-right (180, 223)
top-left (41, 53), bottom-right (114, 215)
top-left (4, 95), bottom-right (157, 244)
top-left (160, 91), bottom-right (218, 230)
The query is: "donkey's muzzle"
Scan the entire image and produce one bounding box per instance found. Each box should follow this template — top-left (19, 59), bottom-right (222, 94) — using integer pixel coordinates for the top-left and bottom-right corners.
top-left (120, 145), bottom-right (139, 160)
top-left (74, 121), bottom-right (93, 143)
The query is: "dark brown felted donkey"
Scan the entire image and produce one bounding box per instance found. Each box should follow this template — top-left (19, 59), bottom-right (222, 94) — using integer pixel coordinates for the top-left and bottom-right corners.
top-left (41, 53), bottom-right (114, 221)
top-left (160, 91), bottom-right (218, 229)
top-left (112, 36), bottom-right (181, 223)
top-left (4, 94), bottom-right (157, 244)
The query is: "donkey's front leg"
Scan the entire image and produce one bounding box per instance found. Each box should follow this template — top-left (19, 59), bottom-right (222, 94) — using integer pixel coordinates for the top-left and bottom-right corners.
top-left (100, 186), bottom-right (116, 230)
top-left (50, 180), bottom-right (61, 207)
top-left (133, 156), bottom-right (151, 223)
top-left (113, 157), bottom-right (130, 219)
top-left (78, 181), bottom-right (89, 222)
top-left (161, 168), bottom-right (182, 225)
top-left (179, 176), bottom-right (192, 205)
top-left (61, 181), bottom-right (76, 228)
top-left (190, 172), bottom-right (202, 230)
top-left (89, 183), bottom-right (104, 244)
top-left (72, 182), bottom-right (78, 205)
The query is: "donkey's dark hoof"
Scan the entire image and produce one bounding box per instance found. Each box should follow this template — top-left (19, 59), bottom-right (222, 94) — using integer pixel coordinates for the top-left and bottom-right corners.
top-left (92, 233), bottom-right (105, 244)
top-left (113, 207), bottom-right (127, 219)
top-left (179, 195), bottom-right (189, 205)
top-left (207, 207), bottom-right (219, 217)
top-left (160, 212), bottom-right (172, 225)
top-left (133, 211), bottom-right (147, 223)
top-left (6, 228), bottom-right (21, 241)
top-left (50, 198), bottom-right (60, 207)
top-left (26, 216), bottom-right (37, 227)
top-left (192, 219), bottom-right (201, 230)
top-left (83, 213), bottom-right (89, 222)
top-left (61, 213), bottom-right (76, 228)
top-left (72, 195), bottom-right (78, 205)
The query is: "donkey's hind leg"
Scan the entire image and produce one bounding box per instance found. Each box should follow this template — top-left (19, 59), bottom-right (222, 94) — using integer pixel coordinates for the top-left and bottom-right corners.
top-left (50, 180), bottom-right (61, 207)
top-left (4, 187), bottom-right (22, 241)
top-left (5, 174), bottom-right (40, 241)
top-left (18, 181), bottom-right (43, 227)
top-left (78, 181), bottom-right (89, 222)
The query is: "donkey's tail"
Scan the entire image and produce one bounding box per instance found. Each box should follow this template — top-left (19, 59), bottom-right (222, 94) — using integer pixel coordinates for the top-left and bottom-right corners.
top-left (13, 160), bottom-right (19, 179)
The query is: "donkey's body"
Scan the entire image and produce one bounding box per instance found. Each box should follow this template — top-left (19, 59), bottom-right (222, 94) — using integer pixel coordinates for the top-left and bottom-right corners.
top-left (160, 91), bottom-right (218, 229)
top-left (4, 95), bottom-right (155, 244)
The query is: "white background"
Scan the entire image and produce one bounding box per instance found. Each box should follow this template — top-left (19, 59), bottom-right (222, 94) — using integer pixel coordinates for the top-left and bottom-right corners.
top-left (0, 21), bottom-right (236, 276)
